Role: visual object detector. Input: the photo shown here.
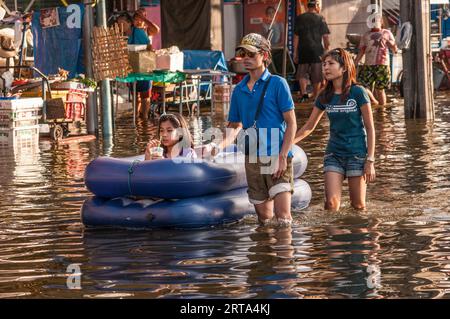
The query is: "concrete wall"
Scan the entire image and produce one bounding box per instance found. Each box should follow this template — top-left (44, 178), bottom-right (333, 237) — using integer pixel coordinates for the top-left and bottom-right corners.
top-left (321, 0), bottom-right (373, 50)
top-left (211, 0), bottom-right (224, 51)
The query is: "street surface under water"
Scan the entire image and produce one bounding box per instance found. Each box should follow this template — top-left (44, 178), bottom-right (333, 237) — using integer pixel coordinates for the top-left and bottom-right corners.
top-left (0, 92), bottom-right (449, 298)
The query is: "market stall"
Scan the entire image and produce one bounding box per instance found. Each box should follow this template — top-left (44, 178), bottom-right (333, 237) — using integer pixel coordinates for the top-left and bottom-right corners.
top-left (115, 70), bottom-right (186, 121)
top-left (113, 45), bottom-right (235, 120)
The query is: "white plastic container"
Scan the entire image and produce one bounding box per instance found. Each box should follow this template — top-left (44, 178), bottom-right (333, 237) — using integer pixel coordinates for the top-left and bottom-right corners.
top-left (391, 51), bottom-right (403, 83)
top-left (0, 98), bottom-right (44, 111)
top-left (0, 98), bottom-right (43, 129)
top-left (128, 44), bottom-right (148, 52)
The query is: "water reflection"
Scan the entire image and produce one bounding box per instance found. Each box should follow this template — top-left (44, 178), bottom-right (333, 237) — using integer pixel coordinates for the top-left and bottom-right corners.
top-left (320, 216), bottom-right (382, 298)
top-left (245, 225), bottom-right (310, 298)
top-left (403, 120), bottom-right (433, 194)
top-left (80, 228), bottom-right (254, 298)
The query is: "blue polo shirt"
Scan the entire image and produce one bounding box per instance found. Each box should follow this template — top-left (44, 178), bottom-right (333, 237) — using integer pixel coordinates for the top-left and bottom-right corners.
top-left (228, 69), bottom-right (295, 157)
top-left (315, 85), bottom-right (370, 156)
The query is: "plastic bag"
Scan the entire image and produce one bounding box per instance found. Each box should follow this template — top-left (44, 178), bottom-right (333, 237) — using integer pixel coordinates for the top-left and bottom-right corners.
top-left (396, 22), bottom-right (413, 50)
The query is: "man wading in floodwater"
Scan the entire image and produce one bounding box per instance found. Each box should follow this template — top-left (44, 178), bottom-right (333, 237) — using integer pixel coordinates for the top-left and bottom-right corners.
top-left (203, 33), bottom-right (297, 227)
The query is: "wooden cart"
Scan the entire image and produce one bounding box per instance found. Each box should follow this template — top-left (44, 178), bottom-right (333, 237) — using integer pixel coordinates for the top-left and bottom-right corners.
top-left (1, 66), bottom-right (88, 140)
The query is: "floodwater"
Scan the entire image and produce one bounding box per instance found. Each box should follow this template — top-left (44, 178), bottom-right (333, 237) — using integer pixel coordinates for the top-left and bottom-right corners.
top-left (0, 92), bottom-right (449, 299)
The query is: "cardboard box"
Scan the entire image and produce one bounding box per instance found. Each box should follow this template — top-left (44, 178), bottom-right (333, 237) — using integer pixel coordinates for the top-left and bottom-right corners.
top-left (51, 81), bottom-right (89, 91)
top-left (128, 50), bottom-right (156, 73)
top-left (155, 52), bottom-right (184, 72)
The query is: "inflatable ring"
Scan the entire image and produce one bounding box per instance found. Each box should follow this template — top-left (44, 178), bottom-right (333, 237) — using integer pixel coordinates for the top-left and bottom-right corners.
top-left (81, 179), bottom-right (312, 229)
top-left (84, 145), bottom-right (308, 199)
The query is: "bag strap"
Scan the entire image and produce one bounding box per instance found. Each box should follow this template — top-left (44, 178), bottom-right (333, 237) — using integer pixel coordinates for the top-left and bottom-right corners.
top-left (252, 75), bottom-right (272, 128)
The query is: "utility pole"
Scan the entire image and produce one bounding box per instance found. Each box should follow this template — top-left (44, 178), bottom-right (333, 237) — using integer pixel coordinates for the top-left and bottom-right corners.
top-left (84, 0), bottom-right (98, 135)
top-left (96, 0), bottom-right (114, 137)
top-left (400, 0), bottom-right (434, 120)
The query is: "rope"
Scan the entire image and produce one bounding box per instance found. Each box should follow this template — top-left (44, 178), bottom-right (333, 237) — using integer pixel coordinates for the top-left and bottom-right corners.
top-left (127, 160), bottom-right (140, 196)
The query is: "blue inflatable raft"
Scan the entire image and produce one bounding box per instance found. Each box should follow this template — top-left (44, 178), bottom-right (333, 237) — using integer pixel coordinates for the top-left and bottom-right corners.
top-left (84, 145), bottom-right (308, 199)
top-left (81, 179), bottom-right (312, 229)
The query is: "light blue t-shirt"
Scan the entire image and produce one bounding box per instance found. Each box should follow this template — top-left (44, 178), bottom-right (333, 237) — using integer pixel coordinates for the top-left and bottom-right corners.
top-left (315, 85), bottom-right (370, 156)
top-left (228, 69), bottom-right (295, 157)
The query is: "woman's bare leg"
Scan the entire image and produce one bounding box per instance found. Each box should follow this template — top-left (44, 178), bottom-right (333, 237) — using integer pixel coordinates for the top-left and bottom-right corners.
top-left (348, 176), bottom-right (367, 210)
top-left (324, 172), bottom-right (344, 212)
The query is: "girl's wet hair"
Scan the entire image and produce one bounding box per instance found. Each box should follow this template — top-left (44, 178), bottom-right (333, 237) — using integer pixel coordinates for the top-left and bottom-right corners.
top-left (157, 113), bottom-right (194, 151)
top-left (318, 48), bottom-right (357, 104)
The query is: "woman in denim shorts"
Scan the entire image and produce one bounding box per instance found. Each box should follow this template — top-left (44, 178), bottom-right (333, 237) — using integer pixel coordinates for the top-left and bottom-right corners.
top-left (294, 48), bottom-right (376, 211)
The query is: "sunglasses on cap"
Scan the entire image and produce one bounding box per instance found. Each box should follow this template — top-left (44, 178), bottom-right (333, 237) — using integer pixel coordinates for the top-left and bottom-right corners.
top-left (235, 49), bottom-right (260, 58)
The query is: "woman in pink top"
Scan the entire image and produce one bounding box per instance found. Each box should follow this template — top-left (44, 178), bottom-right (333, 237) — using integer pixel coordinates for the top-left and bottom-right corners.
top-left (355, 14), bottom-right (398, 106)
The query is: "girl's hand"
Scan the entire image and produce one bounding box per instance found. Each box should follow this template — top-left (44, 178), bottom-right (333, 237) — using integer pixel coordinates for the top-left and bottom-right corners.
top-left (201, 143), bottom-right (220, 158)
top-left (364, 161), bottom-right (376, 183)
top-left (147, 139), bottom-right (160, 148)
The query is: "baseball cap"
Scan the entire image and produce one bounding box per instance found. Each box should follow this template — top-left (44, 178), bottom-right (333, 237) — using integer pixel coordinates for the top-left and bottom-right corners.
top-left (236, 33), bottom-right (271, 53)
top-left (307, 0), bottom-right (318, 6)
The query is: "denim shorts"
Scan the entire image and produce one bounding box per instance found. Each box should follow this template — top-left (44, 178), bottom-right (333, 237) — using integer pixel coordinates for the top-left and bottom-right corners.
top-left (323, 153), bottom-right (366, 178)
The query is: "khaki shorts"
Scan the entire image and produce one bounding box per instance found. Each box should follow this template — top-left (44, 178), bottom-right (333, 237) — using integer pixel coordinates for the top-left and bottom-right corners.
top-left (296, 63), bottom-right (323, 84)
top-left (244, 156), bottom-right (294, 205)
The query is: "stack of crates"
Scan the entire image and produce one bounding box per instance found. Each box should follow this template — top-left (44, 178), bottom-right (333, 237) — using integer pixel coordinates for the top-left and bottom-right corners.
top-left (0, 98), bottom-right (44, 152)
top-left (212, 83), bottom-right (235, 118)
top-left (65, 89), bottom-right (88, 121)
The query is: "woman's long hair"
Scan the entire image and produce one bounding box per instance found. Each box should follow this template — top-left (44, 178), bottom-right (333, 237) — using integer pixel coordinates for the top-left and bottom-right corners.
top-left (157, 113), bottom-right (194, 155)
top-left (318, 48), bottom-right (357, 104)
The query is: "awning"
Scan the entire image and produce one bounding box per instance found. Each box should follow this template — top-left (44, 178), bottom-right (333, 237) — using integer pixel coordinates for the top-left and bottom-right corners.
top-left (116, 70), bottom-right (186, 83)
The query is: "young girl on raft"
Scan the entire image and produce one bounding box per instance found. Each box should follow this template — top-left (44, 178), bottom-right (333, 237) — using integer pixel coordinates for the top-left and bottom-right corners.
top-left (145, 113), bottom-right (197, 160)
top-left (294, 48), bottom-right (376, 212)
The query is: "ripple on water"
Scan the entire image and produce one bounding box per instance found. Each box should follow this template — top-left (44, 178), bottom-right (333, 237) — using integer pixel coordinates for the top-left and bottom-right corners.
top-left (0, 94), bottom-right (449, 298)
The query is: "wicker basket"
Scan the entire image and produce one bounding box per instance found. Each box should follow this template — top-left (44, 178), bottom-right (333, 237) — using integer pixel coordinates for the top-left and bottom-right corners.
top-left (45, 98), bottom-right (66, 120)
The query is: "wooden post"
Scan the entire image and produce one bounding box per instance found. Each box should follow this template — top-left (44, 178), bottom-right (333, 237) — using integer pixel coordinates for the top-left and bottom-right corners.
top-left (84, 0), bottom-right (99, 135)
top-left (400, 0), bottom-right (434, 120)
top-left (415, 0), bottom-right (434, 120)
